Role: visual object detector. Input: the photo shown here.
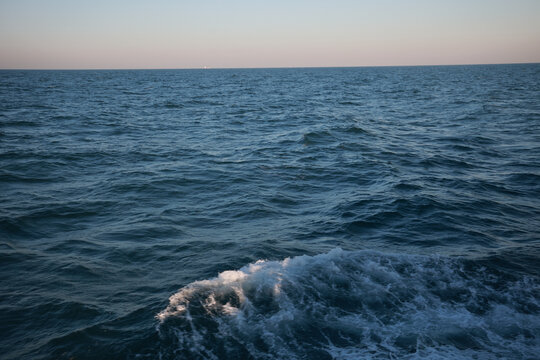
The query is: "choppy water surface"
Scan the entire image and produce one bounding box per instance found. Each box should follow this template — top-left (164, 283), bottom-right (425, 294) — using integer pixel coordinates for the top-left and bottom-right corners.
top-left (1, 65), bottom-right (539, 359)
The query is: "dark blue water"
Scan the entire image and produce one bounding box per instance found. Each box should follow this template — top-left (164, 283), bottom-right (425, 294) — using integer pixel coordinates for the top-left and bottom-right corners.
top-left (1, 65), bottom-right (539, 359)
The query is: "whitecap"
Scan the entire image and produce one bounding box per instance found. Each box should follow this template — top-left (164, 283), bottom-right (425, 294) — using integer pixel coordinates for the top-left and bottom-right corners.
top-left (156, 248), bottom-right (539, 359)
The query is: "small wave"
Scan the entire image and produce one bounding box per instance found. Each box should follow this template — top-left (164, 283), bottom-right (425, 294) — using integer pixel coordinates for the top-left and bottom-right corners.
top-left (122, 90), bottom-right (149, 96)
top-left (419, 155), bottom-right (474, 169)
top-left (300, 130), bottom-right (335, 145)
top-left (342, 125), bottom-right (370, 135)
top-left (162, 101), bottom-right (185, 109)
top-left (186, 99), bottom-right (224, 106)
top-left (1, 119), bottom-right (41, 127)
top-left (507, 172), bottom-right (540, 187)
top-left (50, 115), bottom-right (76, 120)
top-left (156, 249), bottom-right (539, 359)
top-left (338, 100), bottom-right (362, 106)
top-left (29, 103), bottom-right (57, 110)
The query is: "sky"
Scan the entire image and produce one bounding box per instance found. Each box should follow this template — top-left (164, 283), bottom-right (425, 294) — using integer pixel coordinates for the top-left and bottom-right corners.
top-left (0, 0), bottom-right (539, 69)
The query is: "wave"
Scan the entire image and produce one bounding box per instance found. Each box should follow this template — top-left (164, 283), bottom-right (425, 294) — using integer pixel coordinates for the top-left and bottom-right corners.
top-left (156, 248), bottom-right (539, 359)
top-left (300, 130), bottom-right (335, 146)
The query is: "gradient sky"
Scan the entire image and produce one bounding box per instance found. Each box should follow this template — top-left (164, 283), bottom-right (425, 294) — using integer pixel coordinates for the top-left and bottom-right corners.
top-left (1, 0), bottom-right (539, 69)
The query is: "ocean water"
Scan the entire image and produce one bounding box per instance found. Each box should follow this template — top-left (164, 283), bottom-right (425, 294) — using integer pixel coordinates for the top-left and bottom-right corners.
top-left (0, 64), bottom-right (539, 359)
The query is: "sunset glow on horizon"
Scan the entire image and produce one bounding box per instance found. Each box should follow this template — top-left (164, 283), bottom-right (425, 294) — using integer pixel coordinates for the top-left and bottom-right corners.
top-left (1, 0), bottom-right (539, 69)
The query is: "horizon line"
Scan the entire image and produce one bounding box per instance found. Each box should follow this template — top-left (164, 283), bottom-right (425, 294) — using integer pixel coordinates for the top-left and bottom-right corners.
top-left (0, 61), bottom-right (538, 71)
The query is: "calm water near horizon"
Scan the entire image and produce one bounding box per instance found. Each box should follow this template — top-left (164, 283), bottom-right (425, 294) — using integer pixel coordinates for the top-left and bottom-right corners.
top-left (1, 64), bottom-right (539, 359)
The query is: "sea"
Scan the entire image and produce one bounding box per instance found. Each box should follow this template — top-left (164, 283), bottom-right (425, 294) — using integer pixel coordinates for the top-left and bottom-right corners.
top-left (1, 64), bottom-right (539, 359)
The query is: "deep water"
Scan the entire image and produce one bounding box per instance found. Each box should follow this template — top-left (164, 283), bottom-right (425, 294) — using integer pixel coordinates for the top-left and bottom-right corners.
top-left (1, 65), bottom-right (539, 359)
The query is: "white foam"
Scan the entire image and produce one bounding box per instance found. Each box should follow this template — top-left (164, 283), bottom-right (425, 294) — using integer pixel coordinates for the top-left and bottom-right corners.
top-left (156, 248), bottom-right (540, 359)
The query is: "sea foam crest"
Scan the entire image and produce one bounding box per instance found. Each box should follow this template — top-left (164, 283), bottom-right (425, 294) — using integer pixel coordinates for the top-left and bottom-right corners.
top-left (157, 248), bottom-right (539, 359)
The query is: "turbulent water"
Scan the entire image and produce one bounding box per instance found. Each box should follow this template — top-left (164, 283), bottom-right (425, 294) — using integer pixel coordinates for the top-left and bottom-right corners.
top-left (1, 65), bottom-right (539, 359)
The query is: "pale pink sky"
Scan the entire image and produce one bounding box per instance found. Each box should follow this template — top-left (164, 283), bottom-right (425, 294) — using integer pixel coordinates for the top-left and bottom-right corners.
top-left (1, 0), bottom-right (539, 69)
